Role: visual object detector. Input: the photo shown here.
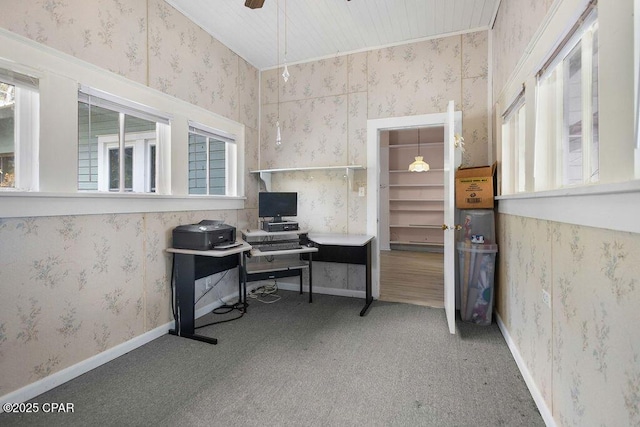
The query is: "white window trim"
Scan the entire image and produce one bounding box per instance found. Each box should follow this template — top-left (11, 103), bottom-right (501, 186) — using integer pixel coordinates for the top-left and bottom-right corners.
top-left (535, 10), bottom-right (599, 190)
top-left (0, 28), bottom-right (246, 217)
top-left (188, 121), bottom-right (239, 197)
top-left (6, 86), bottom-right (39, 192)
top-left (497, 180), bottom-right (640, 234)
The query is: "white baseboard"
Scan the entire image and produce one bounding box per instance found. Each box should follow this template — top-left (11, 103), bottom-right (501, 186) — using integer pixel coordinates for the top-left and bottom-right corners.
top-left (495, 313), bottom-right (556, 427)
top-left (0, 322), bottom-right (171, 409)
top-left (1, 282), bottom-right (364, 409)
top-left (0, 290), bottom-right (248, 409)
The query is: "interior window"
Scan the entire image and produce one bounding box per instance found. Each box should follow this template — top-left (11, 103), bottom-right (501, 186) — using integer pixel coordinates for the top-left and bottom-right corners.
top-left (188, 123), bottom-right (236, 196)
top-left (78, 89), bottom-right (169, 193)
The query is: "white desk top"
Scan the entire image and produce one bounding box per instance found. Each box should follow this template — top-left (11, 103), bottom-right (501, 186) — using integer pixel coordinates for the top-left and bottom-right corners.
top-left (167, 240), bottom-right (252, 257)
top-left (308, 233), bottom-right (374, 247)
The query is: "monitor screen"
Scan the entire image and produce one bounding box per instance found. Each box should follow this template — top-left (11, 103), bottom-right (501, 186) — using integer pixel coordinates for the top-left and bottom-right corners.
top-left (258, 192), bottom-right (297, 222)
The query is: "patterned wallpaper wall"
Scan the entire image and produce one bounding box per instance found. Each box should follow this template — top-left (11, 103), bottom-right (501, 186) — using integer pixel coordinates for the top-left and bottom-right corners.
top-left (260, 32), bottom-right (489, 291)
top-left (497, 215), bottom-right (640, 426)
top-left (491, 0), bottom-right (555, 101)
top-left (0, 0), bottom-right (260, 397)
top-left (0, 0), bottom-right (491, 399)
top-left (492, 1), bottom-right (640, 426)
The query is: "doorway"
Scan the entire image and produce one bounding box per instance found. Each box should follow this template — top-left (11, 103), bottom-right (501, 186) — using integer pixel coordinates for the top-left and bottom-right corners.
top-left (377, 126), bottom-right (445, 308)
top-left (365, 105), bottom-right (461, 334)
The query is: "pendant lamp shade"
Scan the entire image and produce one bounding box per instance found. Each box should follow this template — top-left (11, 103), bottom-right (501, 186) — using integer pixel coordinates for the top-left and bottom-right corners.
top-left (408, 128), bottom-right (429, 172)
top-left (408, 156), bottom-right (430, 172)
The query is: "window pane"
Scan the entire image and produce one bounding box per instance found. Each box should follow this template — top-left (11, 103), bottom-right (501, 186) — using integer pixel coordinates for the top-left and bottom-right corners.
top-left (0, 81), bottom-right (15, 188)
top-left (79, 95), bottom-right (161, 193)
top-left (78, 102), bottom-right (120, 190)
top-left (149, 144), bottom-right (156, 193)
top-left (563, 43), bottom-right (583, 186)
top-left (591, 28), bottom-right (599, 182)
top-left (109, 148), bottom-right (119, 190)
top-left (209, 139), bottom-right (226, 195)
top-left (124, 146), bottom-right (133, 191)
top-left (188, 133), bottom-right (207, 194)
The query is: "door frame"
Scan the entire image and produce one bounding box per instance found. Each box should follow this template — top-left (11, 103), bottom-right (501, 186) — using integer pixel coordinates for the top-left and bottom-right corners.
top-left (366, 111), bottom-right (461, 329)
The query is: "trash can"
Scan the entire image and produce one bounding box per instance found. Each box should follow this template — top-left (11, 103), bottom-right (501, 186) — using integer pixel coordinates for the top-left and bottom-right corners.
top-left (457, 242), bottom-right (497, 325)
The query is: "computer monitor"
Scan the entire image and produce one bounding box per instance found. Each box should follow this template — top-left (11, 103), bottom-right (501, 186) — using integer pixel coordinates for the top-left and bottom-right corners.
top-left (258, 192), bottom-right (297, 223)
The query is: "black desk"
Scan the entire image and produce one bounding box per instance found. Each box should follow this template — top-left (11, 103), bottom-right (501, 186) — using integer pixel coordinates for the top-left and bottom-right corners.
top-left (305, 233), bottom-right (375, 316)
top-left (167, 242), bottom-right (251, 344)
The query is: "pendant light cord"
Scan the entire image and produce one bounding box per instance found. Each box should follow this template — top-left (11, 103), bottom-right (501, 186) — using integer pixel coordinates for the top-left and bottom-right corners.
top-left (277, 0), bottom-right (280, 123)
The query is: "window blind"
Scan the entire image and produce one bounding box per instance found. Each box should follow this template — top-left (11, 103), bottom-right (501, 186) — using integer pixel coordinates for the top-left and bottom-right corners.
top-left (0, 68), bottom-right (38, 90)
top-left (78, 85), bottom-right (171, 125)
top-left (536, 1), bottom-right (598, 82)
top-left (188, 120), bottom-right (236, 143)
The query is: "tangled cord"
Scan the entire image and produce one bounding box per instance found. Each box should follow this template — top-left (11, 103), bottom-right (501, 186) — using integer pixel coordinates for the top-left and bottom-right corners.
top-left (247, 282), bottom-right (281, 304)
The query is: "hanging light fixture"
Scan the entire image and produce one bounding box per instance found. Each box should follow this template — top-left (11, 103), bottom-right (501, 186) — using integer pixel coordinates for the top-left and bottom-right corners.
top-left (282, 0), bottom-right (290, 82)
top-left (408, 127), bottom-right (430, 172)
top-left (275, 0), bottom-right (282, 146)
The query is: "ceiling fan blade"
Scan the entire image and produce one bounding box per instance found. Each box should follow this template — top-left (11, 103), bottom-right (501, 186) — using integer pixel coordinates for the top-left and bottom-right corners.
top-left (244, 0), bottom-right (265, 9)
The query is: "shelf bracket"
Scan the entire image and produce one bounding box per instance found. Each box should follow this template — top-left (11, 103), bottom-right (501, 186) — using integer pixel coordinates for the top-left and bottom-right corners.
top-left (258, 171), bottom-right (272, 192)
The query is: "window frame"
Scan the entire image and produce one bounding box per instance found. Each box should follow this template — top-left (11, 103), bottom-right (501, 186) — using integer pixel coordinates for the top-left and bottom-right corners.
top-left (188, 121), bottom-right (238, 197)
top-left (534, 7), bottom-right (599, 191)
top-left (0, 69), bottom-right (39, 192)
top-left (78, 87), bottom-right (169, 194)
top-left (0, 32), bottom-right (246, 218)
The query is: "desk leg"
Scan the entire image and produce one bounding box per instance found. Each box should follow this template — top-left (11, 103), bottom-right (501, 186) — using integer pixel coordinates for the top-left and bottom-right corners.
top-left (359, 242), bottom-right (373, 317)
top-left (242, 252), bottom-right (248, 313)
top-left (168, 253), bottom-right (218, 345)
top-left (308, 253), bottom-right (313, 303)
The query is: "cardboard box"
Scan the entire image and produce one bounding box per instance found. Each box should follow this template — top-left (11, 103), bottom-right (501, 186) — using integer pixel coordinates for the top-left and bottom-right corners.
top-left (455, 163), bottom-right (496, 209)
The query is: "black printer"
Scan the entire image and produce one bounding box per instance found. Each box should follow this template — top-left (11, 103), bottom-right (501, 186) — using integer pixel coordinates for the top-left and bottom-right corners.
top-left (172, 220), bottom-right (236, 250)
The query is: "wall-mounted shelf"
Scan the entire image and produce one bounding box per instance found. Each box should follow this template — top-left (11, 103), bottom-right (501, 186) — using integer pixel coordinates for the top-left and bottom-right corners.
top-left (250, 165), bottom-right (365, 191)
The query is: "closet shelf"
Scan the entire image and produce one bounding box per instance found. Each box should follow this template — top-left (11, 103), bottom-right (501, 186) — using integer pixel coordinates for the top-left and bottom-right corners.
top-left (389, 168), bottom-right (444, 173)
top-left (390, 224), bottom-right (443, 229)
top-left (389, 198), bottom-right (444, 202)
top-left (389, 184), bottom-right (444, 188)
top-left (388, 142), bottom-right (444, 148)
top-left (390, 241), bottom-right (444, 247)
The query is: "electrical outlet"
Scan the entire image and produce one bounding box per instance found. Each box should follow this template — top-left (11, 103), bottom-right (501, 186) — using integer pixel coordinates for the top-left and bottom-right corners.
top-left (358, 186), bottom-right (366, 197)
top-left (205, 277), bottom-right (213, 290)
top-left (542, 289), bottom-right (551, 308)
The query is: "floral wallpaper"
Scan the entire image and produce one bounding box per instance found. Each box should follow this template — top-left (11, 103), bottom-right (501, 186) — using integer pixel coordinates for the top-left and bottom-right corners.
top-left (261, 32), bottom-right (489, 171)
top-left (497, 214), bottom-right (640, 427)
top-left (491, 0), bottom-right (555, 100)
top-left (258, 31), bottom-right (489, 291)
top-left (0, 0), bottom-right (491, 401)
top-left (0, 0), bottom-right (262, 399)
top-left (0, 210), bottom-right (250, 396)
top-left (493, 2), bottom-right (640, 426)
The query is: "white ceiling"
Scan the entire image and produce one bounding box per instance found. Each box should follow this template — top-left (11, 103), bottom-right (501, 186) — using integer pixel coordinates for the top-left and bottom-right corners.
top-left (166, 0), bottom-right (501, 70)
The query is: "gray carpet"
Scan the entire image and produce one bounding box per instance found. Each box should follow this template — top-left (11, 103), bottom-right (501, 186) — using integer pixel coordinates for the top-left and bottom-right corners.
top-left (1, 291), bottom-right (543, 426)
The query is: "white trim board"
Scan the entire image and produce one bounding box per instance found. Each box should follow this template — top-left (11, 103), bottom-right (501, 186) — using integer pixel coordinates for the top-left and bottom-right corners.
top-left (496, 314), bottom-right (556, 427)
top-left (0, 290), bottom-right (246, 409)
top-left (497, 181), bottom-right (640, 233)
top-left (0, 322), bottom-right (171, 410)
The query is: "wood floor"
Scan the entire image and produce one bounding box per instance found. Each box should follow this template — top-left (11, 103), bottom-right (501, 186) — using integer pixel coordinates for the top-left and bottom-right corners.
top-left (379, 249), bottom-right (444, 308)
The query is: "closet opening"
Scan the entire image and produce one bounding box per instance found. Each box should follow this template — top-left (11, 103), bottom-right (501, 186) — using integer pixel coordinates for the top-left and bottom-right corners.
top-left (378, 126), bottom-right (445, 308)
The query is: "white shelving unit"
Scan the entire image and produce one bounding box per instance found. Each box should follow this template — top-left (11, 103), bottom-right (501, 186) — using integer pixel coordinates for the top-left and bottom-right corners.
top-left (380, 127), bottom-right (445, 250)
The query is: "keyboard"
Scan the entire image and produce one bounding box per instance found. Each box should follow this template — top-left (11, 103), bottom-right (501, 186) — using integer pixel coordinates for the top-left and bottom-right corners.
top-left (256, 242), bottom-right (302, 252)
